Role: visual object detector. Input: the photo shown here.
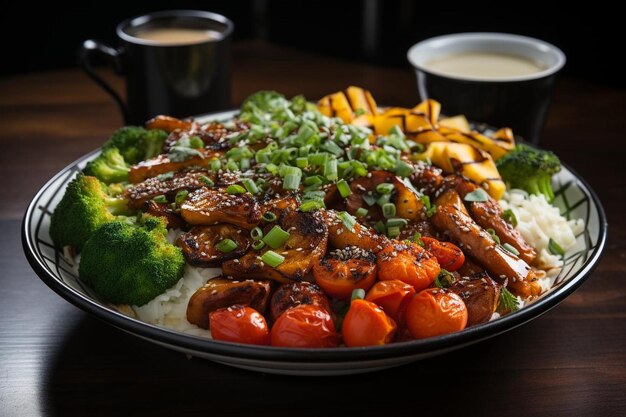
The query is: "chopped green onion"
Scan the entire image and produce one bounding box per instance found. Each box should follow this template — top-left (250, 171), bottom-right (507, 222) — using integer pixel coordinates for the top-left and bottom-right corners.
top-left (265, 163), bottom-right (279, 174)
top-left (351, 288), bottom-right (366, 301)
top-left (374, 221), bottom-right (386, 234)
top-left (336, 180), bottom-right (352, 197)
top-left (303, 190), bottom-right (326, 202)
top-left (337, 211), bottom-right (357, 232)
top-left (299, 200), bottom-right (325, 212)
top-left (382, 203), bottom-right (396, 218)
top-left (324, 158), bottom-right (338, 181)
top-left (548, 238), bottom-right (565, 256)
top-left (261, 250), bottom-right (285, 268)
top-left (263, 225), bottom-right (291, 249)
top-left (354, 108), bottom-right (366, 116)
top-left (376, 183), bottom-right (395, 194)
top-left (362, 193), bottom-right (377, 206)
top-left (283, 173), bottom-right (301, 190)
top-left (241, 178), bottom-right (259, 194)
top-left (252, 240), bottom-right (266, 250)
top-left (199, 175), bottom-right (214, 187)
top-left (487, 228), bottom-right (500, 244)
top-left (250, 227), bottom-right (264, 241)
top-left (189, 136), bottom-right (204, 149)
top-left (226, 184), bottom-right (246, 195)
top-left (497, 287), bottom-right (520, 313)
top-left (386, 217), bottom-right (407, 228)
top-left (210, 159), bottom-right (221, 172)
top-left (321, 141), bottom-right (343, 156)
top-left (387, 226), bottom-right (401, 238)
top-left (412, 232), bottom-right (424, 246)
top-left (296, 157), bottom-right (309, 168)
top-left (502, 243), bottom-right (520, 256)
top-left (216, 239), bottom-right (238, 253)
top-left (152, 195), bottom-right (167, 204)
top-left (503, 209), bottom-right (518, 227)
top-left (355, 207), bottom-right (369, 217)
top-left (434, 269), bottom-right (455, 288)
top-left (464, 188), bottom-right (490, 202)
top-left (262, 212), bottom-right (277, 222)
top-left (226, 160), bottom-right (239, 171)
top-left (376, 193), bottom-right (391, 207)
top-left (308, 153), bottom-right (328, 166)
top-left (420, 195), bottom-right (437, 217)
top-left (175, 190), bottom-right (189, 205)
top-left (394, 160), bottom-right (414, 177)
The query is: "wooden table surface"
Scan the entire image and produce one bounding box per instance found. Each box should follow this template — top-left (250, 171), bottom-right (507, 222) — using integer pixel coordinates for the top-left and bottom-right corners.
top-left (1, 41), bottom-right (624, 417)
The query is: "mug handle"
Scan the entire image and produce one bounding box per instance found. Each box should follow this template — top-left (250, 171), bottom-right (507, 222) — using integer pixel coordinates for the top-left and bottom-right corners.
top-left (78, 39), bottom-right (130, 123)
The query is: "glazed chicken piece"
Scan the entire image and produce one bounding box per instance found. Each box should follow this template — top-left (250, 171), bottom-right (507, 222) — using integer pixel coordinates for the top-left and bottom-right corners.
top-left (128, 149), bottom-right (223, 183)
top-left (449, 272), bottom-right (501, 326)
top-left (125, 170), bottom-right (212, 210)
top-left (186, 277), bottom-right (271, 329)
top-left (222, 209), bottom-right (328, 283)
top-left (146, 115), bottom-right (194, 133)
top-left (177, 224), bottom-right (251, 267)
top-left (324, 210), bottom-right (388, 253)
top-left (431, 189), bottom-right (541, 298)
top-left (270, 282), bottom-right (332, 321)
top-left (180, 187), bottom-right (262, 229)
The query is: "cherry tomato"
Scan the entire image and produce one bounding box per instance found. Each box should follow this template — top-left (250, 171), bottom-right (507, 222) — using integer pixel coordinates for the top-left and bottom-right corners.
top-left (209, 305), bottom-right (270, 345)
top-left (342, 299), bottom-right (397, 347)
top-left (405, 288), bottom-right (468, 339)
top-left (313, 252), bottom-right (377, 299)
top-left (420, 237), bottom-right (465, 271)
top-left (377, 241), bottom-right (440, 291)
top-left (271, 305), bottom-right (339, 348)
top-left (365, 280), bottom-right (416, 323)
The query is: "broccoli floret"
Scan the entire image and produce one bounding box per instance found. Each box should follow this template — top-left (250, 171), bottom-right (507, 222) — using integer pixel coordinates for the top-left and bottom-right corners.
top-left (83, 147), bottom-right (130, 184)
top-left (496, 144), bottom-right (561, 202)
top-left (103, 126), bottom-right (168, 164)
top-left (78, 216), bottom-right (185, 306)
top-left (49, 174), bottom-right (130, 251)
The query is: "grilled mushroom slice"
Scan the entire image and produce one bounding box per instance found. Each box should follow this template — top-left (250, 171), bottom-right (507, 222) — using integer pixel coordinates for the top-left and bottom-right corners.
top-left (449, 272), bottom-right (501, 326)
top-left (180, 187), bottom-right (262, 229)
top-left (186, 277), bottom-right (271, 329)
top-left (177, 224), bottom-right (250, 267)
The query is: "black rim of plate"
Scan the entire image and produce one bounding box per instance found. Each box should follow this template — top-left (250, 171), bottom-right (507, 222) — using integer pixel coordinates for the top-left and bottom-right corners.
top-left (22, 119), bottom-right (608, 364)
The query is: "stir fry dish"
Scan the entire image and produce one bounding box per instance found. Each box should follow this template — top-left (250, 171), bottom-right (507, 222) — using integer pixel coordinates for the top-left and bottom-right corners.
top-left (50, 87), bottom-right (579, 348)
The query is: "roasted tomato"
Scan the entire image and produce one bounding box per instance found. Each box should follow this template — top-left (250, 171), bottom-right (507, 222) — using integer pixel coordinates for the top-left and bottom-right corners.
top-left (209, 306), bottom-right (270, 345)
top-left (342, 299), bottom-right (397, 347)
top-left (313, 246), bottom-right (377, 299)
top-left (177, 224), bottom-right (250, 267)
top-left (186, 277), bottom-right (271, 329)
top-left (223, 209), bottom-right (328, 283)
top-left (365, 280), bottom-right (416, 323)
top-left (405, 288), bottom-right (468, 339)
top-left (270, 282), bottom-right (331, 322)
top-left (271, 305), bottom-right (339, 348)
top-left (421, 237), bottom-right (465, 271)
top-left (377, 241), bottom-right (440, 291)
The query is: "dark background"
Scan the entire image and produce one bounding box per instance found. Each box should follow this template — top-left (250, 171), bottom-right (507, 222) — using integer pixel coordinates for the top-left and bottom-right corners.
top-left (0, 0), bottom-right (622, 87)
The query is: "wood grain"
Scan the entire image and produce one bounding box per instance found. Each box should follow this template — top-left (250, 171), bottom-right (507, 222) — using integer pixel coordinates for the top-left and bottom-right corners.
top-left (1, 41), bottom-right (624, 417)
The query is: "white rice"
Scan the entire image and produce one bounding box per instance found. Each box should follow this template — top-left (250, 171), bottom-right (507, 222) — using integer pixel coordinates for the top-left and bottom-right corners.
top-left (499, 189), bottom-right (584, 291)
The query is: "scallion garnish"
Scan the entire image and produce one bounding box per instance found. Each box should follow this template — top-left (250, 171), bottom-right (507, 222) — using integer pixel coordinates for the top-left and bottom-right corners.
top-left (351, 288), bottom-right (366, 301)
top-left (374, 221), bottom-right (386, 234)
top-left (199, 175), bottom-right (214, 187)
top-left (464, 188), bottom-right (490, 202)
top-left (386, 217), bottom-right (407, 228)
top-left (152, 195), bottom-right (167, 204)
top-left (324, 158), bottom-right (338, 181)
top-left (226, 184), bottom-right (246, 195)
top-left (216, 239), bottom-right (238, 253)
top-left (337, 211), bottom-right (357, 232)
top-left (502, 209), bottom-right (518, 227)
top-left (548, 238), bottom-right (565, 256)
top-left (296, 157), bottom-right (309, 168)
top-left (175, 190), bottom-right (189, 205)
top-left (262, 225), bottom-right (291, 249)
top-left (262, 212), bottom-right (277, 222)
top-left (487, 228), bottom-right (501, 244)
top-left (382, 203), bottom-right (397, 218)
top-left (241, 178), bottom-right (259, 194)
top-left (362, 193), bottom-right (377, 206)
top-left (376, 183), bottom-right (395, 194)
top-left (412, 232), bottom-right (424, 246)
top-left (283, 173), bottom-right (301, 190)
top-left (502, 243), bottom-right (520, 256)
top-left (250, 227), bottom-right (264, 241)
top-left (252, 240), bottom-right (266, 250)
top-left (387, 226), bottom-right (401, 238)
top-left (355, 207), bottom-right (369, 217)
top-left (336, 180), bottom-right (352, 197)
top-left (299, 200), bottom-right (325, 212)
top-left (261, 250), bottom-right (285, 268)
top-left (189, 136), bottom-right (204, 149)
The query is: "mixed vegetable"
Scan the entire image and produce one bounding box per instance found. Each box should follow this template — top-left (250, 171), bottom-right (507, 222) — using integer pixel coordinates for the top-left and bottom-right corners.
top-left (50, 87), bottom-right (564, 348)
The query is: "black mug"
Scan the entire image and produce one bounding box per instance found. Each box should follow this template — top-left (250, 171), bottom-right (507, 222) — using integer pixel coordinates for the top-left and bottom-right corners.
top-left (79, 10), bottom-right (233, 125)
top-left (407, 33), bottom-right (566, 144)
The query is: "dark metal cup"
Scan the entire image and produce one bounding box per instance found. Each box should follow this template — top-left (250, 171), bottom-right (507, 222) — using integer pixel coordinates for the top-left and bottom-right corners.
top-left (407, 33), bottom-right (565, 144)
top-left (79, 10), bottom-right (233, 125)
